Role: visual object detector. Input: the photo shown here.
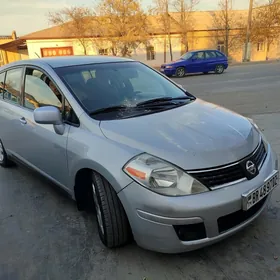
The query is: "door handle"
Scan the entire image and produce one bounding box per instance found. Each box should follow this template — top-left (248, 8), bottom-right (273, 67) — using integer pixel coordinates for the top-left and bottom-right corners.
top-left (19, 117), bottom-right (27, 125)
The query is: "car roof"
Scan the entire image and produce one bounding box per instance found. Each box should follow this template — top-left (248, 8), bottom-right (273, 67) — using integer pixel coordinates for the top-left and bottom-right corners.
top-left (189, 49), bottom-right (222, 53)
top-left (0, 55), bottom-right (135, 70)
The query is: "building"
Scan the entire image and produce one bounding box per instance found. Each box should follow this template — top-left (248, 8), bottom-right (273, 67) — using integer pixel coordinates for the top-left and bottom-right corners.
top-left (0, 31), bottom-right (29, 66)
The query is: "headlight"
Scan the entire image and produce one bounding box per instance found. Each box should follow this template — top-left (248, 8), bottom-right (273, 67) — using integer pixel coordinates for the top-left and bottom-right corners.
top-left (247, 118), bottom-right (260, 130)
top-left (165, 66), bottom-right (173, 69)
top-left (123, 153), bottom-right (209, 196)
top-left (248, 117), bottom-right (269, 145)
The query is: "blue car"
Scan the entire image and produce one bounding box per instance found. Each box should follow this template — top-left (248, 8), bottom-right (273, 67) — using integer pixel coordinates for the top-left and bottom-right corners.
top-left (160, 49), bottom-right (228, 78)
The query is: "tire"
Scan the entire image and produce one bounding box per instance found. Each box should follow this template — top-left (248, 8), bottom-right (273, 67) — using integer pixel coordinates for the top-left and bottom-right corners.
top-left (91, 171), bottom-right (130, 248)
top-left (0, 140), bottom-right (13, 168)
top-left (175, 67), bottom-right (186, 78)
top-left (215, 64), bottom-right (225, 74)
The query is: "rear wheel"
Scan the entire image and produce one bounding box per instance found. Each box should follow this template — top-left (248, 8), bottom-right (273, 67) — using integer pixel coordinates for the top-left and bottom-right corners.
top-left (0, 140), bottom-right (13, 167)
top-left (175, 67), bottom-right (186, 78)
top-left (91, 171), bottom-right (130, 248)
top-left (215, 64), bottom-right (225, 74)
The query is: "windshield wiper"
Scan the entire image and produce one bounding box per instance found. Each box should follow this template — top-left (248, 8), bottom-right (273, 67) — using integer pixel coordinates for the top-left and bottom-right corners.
top-left (136, 96), bottom-right (195, 107)
top-left (89, 105), bottom-right (129, 115)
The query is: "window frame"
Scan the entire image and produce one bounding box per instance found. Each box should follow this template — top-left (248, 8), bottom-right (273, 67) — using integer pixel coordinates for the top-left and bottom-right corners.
top-left (2, 66), bottom-right (25, 107)
top-left (257, 42), bottom-right (265, 52)
top-left (22, 66), bottom-right (80, 127)
top-left (217, 41), bottom-right (225, 54)
top-left (99, 48), bottom-right (109, 56)
top-left (146, 46), bottom-right (155, 61)
top-left (0, 70), bottom-right (6, 99)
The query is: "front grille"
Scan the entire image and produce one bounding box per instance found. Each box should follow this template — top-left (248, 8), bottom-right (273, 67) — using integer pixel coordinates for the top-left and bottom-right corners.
top-left (251, 140), bottom-right (267, 167)
top-left (217, 196), bottom-right (268, 233)
top-left (189, 139), bottom-right (267, 189)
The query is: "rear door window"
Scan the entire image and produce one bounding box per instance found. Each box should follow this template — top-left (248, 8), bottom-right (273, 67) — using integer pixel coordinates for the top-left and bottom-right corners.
top-left (193, 52), bottom-right (205, 60)
top-left (4, 68), bottom-right (23, 105)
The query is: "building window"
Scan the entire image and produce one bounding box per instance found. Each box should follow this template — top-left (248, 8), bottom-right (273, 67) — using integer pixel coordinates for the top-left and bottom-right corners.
top-left (41, 46), bottom-right (73, 57)
top-left (99, 48), bottom-right (108, 55)
top-left (257, 42), bottom-right (265, 52)
top-left (146, 46), bottom-right (155, 61)
top-left (217, 41), bottom-right (225, 54)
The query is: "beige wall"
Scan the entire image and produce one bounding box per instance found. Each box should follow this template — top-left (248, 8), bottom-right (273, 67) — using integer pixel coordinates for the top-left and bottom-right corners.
top-left (26, 32), bottom-right (280, 66)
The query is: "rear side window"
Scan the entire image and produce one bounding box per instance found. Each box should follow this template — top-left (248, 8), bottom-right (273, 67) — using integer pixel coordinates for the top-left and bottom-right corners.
top-left (4, 68), bottom-right (23, 105)
top-left (0, 72), bottom-right (5, 99)
top-left (215, 51), bottom-right (224, 57)
top-left (205, 51), bottom-right (217, 58)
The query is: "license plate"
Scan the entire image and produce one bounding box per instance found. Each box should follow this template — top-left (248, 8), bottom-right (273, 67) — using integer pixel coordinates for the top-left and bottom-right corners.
top-left (242, 170), bottom-right (279, 211)
top-left (160, 68), bottom-right (164, 72)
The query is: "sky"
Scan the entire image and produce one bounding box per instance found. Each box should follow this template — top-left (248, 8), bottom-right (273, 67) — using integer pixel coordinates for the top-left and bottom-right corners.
top-left (0, 0), bottom-right (251, 36)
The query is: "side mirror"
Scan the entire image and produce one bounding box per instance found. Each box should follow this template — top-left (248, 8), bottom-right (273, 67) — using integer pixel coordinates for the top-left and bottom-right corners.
top-left (34, 106), bottom-right (65, 135)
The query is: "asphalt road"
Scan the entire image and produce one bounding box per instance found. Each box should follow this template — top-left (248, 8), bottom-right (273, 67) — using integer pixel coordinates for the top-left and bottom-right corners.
top-left (1, 62), bottom-right (280, 280)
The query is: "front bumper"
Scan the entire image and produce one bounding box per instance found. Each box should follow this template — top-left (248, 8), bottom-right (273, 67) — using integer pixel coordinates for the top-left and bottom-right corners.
top-left (118, 145), bottom-right (278, 254)
top-left (160, 67), bottom-right (176, 76)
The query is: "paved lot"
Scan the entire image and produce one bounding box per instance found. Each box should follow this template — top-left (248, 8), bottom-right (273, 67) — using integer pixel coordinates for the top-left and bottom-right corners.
top-left (1, 62), bottom-right (280, 280)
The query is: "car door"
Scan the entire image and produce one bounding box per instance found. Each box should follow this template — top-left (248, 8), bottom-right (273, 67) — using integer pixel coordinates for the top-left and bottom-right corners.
top-left (10, 67), bottom-right (72, 188)
top-left (205, 51), bottom-right (218, 72)
top-left (0, 67), bottom-right (26, 158)
top-left (188, 51), bottom-right (206, 73)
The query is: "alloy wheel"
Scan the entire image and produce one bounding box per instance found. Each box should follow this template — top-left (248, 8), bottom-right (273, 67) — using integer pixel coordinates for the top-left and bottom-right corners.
top-left (176, 68), bottom-right (185, 77)
top-left (216, 65), bottom-right (224, 74)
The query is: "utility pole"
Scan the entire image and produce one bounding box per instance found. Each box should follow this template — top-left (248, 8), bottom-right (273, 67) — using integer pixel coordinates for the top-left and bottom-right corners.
top-left (165, 0), bottom-right (173, 61)
top-left (244, 0), bottom-right (254, 62)
top-left (225, 0), bottom-right (229, 57)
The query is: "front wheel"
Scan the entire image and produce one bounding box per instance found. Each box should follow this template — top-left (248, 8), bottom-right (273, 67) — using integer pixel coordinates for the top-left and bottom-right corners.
top-left (91, 172), bottom-right (130, 248)
top-left (215, 64), bottom-right (225, 74)
top-left (175, 67), bottom-right (186, 78)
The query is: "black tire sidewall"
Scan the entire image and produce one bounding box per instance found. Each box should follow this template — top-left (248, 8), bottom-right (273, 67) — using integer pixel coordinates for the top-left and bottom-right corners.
top-left (91, 175), bottom-right (107, 245)
top-left (0, 140), bottom-right (8, 167)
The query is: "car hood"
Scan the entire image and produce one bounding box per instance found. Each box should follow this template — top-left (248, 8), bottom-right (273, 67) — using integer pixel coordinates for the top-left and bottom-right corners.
top-left (162, 60), bottom-right (184, 67)
top-left (100, 99), bottom-right (260, 170)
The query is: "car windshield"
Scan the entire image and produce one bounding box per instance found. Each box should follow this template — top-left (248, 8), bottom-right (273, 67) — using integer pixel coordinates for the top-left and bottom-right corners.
top-left (180, 52), bottom-right (194, 60)
top-left (55, 61), bottom-right (195, 120)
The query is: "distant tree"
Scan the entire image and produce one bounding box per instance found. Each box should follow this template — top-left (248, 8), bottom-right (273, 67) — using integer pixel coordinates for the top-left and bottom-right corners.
top-left (251, 0), bottom-right (280, 60)
top-left (211, 0), bottom-right (246, 57)
top-left (151, 0), bottom-right (174, 62)
top-left (49, 7), bottom-right (93, 55)
top-left (173, 0), bottom-right (199, 54)
top-left (93, 0), bottom-right (149, 57)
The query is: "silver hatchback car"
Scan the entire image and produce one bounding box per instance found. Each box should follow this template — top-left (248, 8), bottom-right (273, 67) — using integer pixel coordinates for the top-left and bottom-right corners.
top-left (0, 56), bottom-right (278, 254)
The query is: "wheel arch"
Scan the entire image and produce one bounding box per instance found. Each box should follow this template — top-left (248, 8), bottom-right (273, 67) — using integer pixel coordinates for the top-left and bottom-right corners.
top-left (72, 159), bottom-right (133, 211)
